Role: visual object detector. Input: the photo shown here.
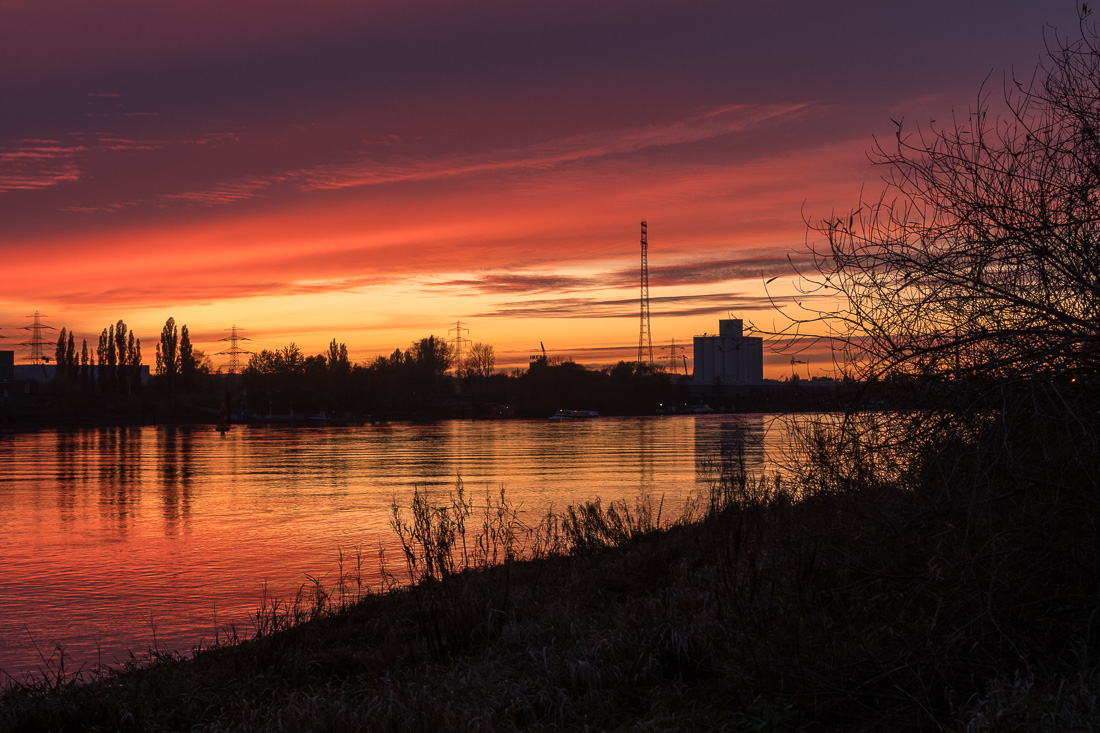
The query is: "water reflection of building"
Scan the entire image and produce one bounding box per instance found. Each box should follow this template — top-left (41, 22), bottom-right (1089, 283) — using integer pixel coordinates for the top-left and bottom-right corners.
top-left (694, 414), bottom-right (768, 484)
top-left (692, 319), bottom-right (763, 385)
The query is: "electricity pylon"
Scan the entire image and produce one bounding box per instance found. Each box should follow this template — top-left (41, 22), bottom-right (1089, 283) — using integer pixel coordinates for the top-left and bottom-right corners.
top-left (661, 338), bottom-right (687, 374)
top-left (217, 325), bottom-right (252, 374)
top-left (22, 311), bottom-right (55, 364)
top-left (449, 320), bottom-right (471, 370)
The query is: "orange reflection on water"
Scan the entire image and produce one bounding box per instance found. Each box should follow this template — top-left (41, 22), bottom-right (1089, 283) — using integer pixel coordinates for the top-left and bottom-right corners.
top-left (0, 416), bottom-right (782, 678)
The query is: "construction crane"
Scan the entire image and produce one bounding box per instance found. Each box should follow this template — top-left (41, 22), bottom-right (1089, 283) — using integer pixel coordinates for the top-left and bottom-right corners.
top-left (530, 341), bottom-right (548, 368)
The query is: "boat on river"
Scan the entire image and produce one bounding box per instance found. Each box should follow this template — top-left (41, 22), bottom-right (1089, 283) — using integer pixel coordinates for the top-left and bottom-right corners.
top-left (549, 409), bottom-right (600, 420)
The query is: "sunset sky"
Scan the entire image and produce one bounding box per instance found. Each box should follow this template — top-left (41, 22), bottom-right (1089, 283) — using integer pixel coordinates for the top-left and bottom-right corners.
top-left (0, 1), bottom-right (1081, 377)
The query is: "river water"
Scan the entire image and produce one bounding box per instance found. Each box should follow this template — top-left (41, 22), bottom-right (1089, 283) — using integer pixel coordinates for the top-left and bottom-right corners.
top-left (0, 414), bottom-right (791, 679)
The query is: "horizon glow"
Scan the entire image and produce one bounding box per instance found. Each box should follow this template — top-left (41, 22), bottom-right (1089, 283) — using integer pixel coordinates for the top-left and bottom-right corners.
top-left (0, 1), bottom-right (1079, 377)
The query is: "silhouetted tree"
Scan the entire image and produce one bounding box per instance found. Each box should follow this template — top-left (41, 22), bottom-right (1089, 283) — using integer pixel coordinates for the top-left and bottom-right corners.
top-left (97, 328), bottom-right (110, 393)
top-left (328, 339), bottom-right (351, 375)
top-left (409, 335), bottom-right (455, 377)
top-left (371, 348), bottom-right (406, 370)
top-left (114, 321), bottom-right (127, 378)
top-left (157, 317), bottom-right (179, 394)
top-left (244, 343), bottom-right (315, 414)
top-left (789, 15), bottom-right (1100, 388)
top-left (107, 324), bottom-right (119, 393)
top-left (85, 320), bottom-right (140, 395)
top-left (65, 330), bottom-right (76, 378)
top-left (179, 324), bottom-right (195, 392)
top-left (54, 328), bottom-right (69, 377)
top-left (304, 354), bottom-right (328, 381)
top-left (80, 338), bottom-right (90, 390)
top-left (191, 347), bottom-right (213, 376)
top-left (52, 328), bottom-right (80, 386)
top-left (127, 330), bottom-right (141, 394)
top-left (409, 335), bottom-right (456, 402)
top-left (461, 342), bottom-right (495, 379)
top-left (248, 343), bottom-right (306, 375)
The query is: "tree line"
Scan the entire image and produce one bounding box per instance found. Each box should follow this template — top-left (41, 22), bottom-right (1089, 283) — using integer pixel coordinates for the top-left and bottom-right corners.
top-left (155, 317), bottom-right (212, 396)
top-left (239, 332), bottom-right (681, 419)
top-left (241, 335), bottom-right (489, 416)
top-left (42, 315), bottom-right (685, 419)
top-left (52, 320), bottom-right (143, 396)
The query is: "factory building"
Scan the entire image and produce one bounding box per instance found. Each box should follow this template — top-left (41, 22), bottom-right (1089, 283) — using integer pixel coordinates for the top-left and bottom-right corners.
top-left (692, 318), bottom-right (763, 385)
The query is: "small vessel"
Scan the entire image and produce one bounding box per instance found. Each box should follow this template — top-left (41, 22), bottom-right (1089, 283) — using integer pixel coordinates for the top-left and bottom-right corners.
top-left (549, 409), bottom-right (600, 420)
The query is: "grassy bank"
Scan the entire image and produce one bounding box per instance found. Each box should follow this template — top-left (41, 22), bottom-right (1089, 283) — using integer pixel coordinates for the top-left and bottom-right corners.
top-left (3, 408), bottom-right (1099, 731)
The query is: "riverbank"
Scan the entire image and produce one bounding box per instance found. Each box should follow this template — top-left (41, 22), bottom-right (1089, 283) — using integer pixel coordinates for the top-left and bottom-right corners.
top-left (4, 445), bottom-right (1097, 731)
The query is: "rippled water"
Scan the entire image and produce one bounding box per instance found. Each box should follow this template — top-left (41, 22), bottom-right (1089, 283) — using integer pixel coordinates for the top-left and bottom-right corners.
top-left (0, 415), bottom-right (791, 678)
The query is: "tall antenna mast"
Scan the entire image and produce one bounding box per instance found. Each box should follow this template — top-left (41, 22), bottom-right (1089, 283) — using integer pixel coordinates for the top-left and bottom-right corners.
top-left (638, 220), bottom-right (654, 364)
top-left (217, 325), bottom-right (252, 374)
top-left (22, 311), bottom-right (55, 364)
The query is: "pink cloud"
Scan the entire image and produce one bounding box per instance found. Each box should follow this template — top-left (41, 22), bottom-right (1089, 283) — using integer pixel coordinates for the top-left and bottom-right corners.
top-left (0, 141), bottom-right (83, 191)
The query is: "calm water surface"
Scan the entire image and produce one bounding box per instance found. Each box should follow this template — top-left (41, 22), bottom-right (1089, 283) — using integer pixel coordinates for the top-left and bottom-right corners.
top-left (0, 415), bottom-right (790, 678)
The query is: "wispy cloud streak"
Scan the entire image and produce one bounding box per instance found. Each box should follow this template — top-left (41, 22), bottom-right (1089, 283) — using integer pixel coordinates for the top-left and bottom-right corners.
top-left (44, 275), bottom-right (386, 307)
top-left (299, 104), bottom-right (810, 191)
top-left (0, 140), bottom-right (83, 191)
top-left (126, 103), bottom-right (811, 209)
top-left (594, 255), bottom-right (813, 289)
top-left (428, 254), bottom-right (812, 299)
top-left (474, 292), bottom-right (817, 320)
top-left (161, 177), bottom-right (281, 206)
top-left (430, 273), bottom-right (596, 295)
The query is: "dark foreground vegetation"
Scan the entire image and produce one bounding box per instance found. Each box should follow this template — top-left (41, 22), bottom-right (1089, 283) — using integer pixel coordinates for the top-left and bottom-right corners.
top-left (3, 403), bottom-right (1099, 731)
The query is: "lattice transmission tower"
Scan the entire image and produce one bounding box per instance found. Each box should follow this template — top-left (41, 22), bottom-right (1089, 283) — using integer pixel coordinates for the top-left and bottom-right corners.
top-left (449, 320), bottom-right (471, 369)
top-left (662, 338), bottom-right (687, 375)
top-left (638, 220), bottom-right (654, 364)
top-left (217, 325), bottom-right (252, 374)
top-left (22, 311), bottom-right (55, 364)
